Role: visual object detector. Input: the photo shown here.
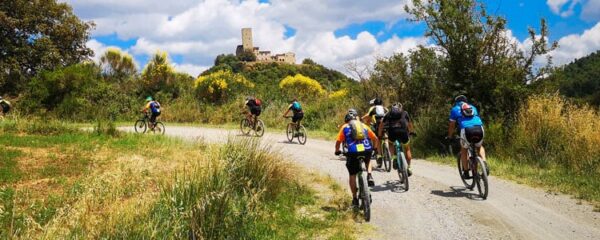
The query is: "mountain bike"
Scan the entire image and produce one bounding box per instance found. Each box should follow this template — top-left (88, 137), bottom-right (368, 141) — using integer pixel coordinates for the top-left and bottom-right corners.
top-left (240, 114), bottom-right (265, 137)
top-left (134, 113), bottom-right (165, 135)
top-left (455, 137), bottom-right (489, 199)
top-left (341, 152), bottom-right (371, 222)
top-left (284, 116), bottom-right (307, 144)
top-left (380, 134), bottom-right (392, 172)
top-left (393, 140), bottom-right (409, 191)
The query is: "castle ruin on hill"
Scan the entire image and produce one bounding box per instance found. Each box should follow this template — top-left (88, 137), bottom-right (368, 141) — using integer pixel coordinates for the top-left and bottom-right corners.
top-left (235, 28), bottom-right (296, 64)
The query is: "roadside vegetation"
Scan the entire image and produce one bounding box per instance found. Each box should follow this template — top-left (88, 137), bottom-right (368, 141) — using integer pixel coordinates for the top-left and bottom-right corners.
top-left (0, 119), bottom-right (357, 239)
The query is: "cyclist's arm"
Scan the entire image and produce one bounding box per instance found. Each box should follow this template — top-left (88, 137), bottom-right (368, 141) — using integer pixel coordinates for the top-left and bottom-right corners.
top-left (367, 127), bottom-right (379, 150)
top-left (283, 104), bottom-right (292, 117)
top-left (335, 128), bottom-right (345, 152)
top-left (447, 120), bottom-right (456, 138)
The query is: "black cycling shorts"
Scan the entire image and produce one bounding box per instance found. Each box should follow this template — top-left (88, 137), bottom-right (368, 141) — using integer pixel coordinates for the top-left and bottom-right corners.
top-left (250, 106), bottom-right (262, 116)
top-left (292, 112), bottom-right (304, 123)
top-left (150, 112), bottom-right (161, 123)
top-left (387, 127), bottom-right (409, 144)
top-left (345, 151), bottom-right (372, 175)
top-left (460, 126), bottom-right (484, 148)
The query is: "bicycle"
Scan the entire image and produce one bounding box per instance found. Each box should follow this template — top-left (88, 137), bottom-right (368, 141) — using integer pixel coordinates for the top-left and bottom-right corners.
top-left (284, 116), bottom-right (307, 144)
top-left (454, 137), bottom-right (489, 199)
top-left (380, 134), bottom-right (392, 172)
top-left (240, 114), bottom-right (265, 137)
top-left (134, 112), bottom-right (165, 135)
top-left (393, 139), bottom-right (409, 191)
top-left (340, 152), bottom-right (372, 222)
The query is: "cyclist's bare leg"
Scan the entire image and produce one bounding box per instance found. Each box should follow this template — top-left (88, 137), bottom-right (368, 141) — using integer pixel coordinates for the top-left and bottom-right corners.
top-left (404, 144), bottom-right (413, 165)
top-left (388, 140), bottom-right (397, 157)
top-left (477, 146), bottom-right (487, 161)
top-left (460, 147), bottom-right (469, 170)
top-left (349, 175), bottom-right (358, 198)
top-left (365, 157), bottom-right (373, 174)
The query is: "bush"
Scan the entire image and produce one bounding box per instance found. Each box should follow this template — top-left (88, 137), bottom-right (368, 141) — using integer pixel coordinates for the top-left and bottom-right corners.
top-left (195, 69), bottom-right (255, 104)
top-left (279, 74), bottom-right (325, 100)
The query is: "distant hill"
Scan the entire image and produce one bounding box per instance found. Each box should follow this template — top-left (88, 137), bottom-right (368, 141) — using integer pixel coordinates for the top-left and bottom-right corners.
top-left (201, 54), bottom-right (356, 94)
top-left (555, 50), bottom-right (600, 106)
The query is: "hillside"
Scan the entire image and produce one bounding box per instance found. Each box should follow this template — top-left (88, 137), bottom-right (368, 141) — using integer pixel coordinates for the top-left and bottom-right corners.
top-left (555, 50), bottom-right (600, 106)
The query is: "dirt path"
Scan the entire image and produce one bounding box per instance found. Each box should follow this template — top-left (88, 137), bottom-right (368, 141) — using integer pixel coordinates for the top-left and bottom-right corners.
top-left (133, 126), bottom-right (600, 240)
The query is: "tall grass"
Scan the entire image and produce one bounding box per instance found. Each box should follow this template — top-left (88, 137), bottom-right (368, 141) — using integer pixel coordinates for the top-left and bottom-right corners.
top-left (510, 94), bottom-right (600, 174)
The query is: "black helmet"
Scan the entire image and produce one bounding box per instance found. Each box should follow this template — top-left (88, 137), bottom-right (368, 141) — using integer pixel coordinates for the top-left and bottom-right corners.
top-left (454, 95), bottom-right (467, 103)
top-left (374, 97), bottom-right (383, 105)
top-left (347, 108), bottom-right (358, 116)
top-left (344, 113), bottom-right (354, 123)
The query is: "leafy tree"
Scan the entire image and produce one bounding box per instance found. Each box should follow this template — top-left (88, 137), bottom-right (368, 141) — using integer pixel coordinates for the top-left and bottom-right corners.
top-left (551, 50), bottom-right (600, 106)
top-left (100, 48), bottom-right (137, 81)
top-left (239, 50), bottom-right (257, 62)
top-left (406, 0), bottom-right (557, 117)
top-left (368, 53), bottom-right (411, 105)
top-left (194, 69), bottom-right (254, 104)
top-left (141, 51), bottom-right (178, 97)
top-left (0, 0), bottom-right (94, 94)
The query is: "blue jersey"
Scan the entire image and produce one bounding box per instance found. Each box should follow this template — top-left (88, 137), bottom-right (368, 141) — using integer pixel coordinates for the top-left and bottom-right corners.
top-left (337, 123), bottom-right (376, 153)
top-left (449, 102), bottom-right (483, 129)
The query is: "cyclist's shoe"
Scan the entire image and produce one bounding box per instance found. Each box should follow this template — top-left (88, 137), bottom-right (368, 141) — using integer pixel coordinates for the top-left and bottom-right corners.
top-left (376, 156), bottom-right (383, 168)
top-left (407, 166), bottom-right (413, 177)
top-left (351, 198), bottom-right (359, 209)
top-left (367, 173), bottom-right (375, 187)
top-left (462, 170), bottom-right (472, 179)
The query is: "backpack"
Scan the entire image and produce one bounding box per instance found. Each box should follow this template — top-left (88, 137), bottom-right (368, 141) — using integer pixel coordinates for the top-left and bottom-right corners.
top-left (374, 105), bottom-right (385, 118)
top-left (154, 101), bottom-right (161, 109)
top-left (388, 106), bottom-right (408, 130)
top-left (0, 100), bottom-right (10, 113)
top-left (255, 98), bottom-right (262, 106)
top-left (292, 101), bottom-right (302, 111)
top-left (461, 103), bottom-right (474, 117)
top-left (349, 120), bottom-right (366, 140)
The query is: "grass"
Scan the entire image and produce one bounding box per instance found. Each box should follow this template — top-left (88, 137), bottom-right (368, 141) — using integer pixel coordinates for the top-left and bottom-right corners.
top-left (425, 155), bottom-right (600, 211)
top-left (0, 119), bottom-right (358, 239)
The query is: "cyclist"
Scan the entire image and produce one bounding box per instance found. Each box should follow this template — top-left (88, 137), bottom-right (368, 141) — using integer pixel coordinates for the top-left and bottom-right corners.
top-left (245, 96), bottom-right (262, 128)
top-left (0, 96), bottom-right (11, 117)
top-left (447, 95), bottom-right (488, 179)
top-left (335, 113), bottom-right (379, 207)
top-left (362, 97), bottom-right (387, 167)
top-left (378, 103), bottom-right (415, 176)
top-left (142, 96), bottom-right (161, 130)
top-left (282, 98), bottom-right (303, 132)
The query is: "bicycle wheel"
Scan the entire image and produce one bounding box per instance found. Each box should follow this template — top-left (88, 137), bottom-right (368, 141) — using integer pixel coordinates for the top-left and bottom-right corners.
top-left (297, 125), bottom-right (307, 145)
top-left (255, 120), bottom-right (265, 137)
top-left (457, 154), bottom-right (475, 189)
top-left (153, 122), bottom-right (165, 135)
top-left (286, 123), bottom-right (294, 142)
top-left (382, 142), bottom-right (391, 172)
top-left (474, 157), bottom-right (489, 199)
top-left (398, 152), bottom-right (409, 191)
top-left (240, 118), bottom-right (251, 135)
top-left (134, 120), bottom-right (146, 133)
top-left (358, 172), bottom-right (371, 222)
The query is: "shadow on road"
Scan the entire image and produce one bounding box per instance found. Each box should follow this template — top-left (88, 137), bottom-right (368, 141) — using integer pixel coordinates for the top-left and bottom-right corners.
top-left (430, 186), bottom-right (482, 200)
top-left (277, 140), bottom-right (299, 145)
top-left (371, 180), bottom-right (407, 193)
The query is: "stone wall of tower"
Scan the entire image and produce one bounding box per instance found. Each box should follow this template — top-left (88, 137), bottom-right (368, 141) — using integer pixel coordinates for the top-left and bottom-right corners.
top-left (241, 28), bottom-right (253, 51)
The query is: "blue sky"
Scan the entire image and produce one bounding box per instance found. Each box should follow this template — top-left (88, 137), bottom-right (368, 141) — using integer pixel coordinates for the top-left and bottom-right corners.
top-left (69, 0), bottom-right (600, 76)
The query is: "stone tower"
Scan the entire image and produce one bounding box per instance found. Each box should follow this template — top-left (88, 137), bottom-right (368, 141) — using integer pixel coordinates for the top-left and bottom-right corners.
top-left (241, 28), bottom-right (253, 51)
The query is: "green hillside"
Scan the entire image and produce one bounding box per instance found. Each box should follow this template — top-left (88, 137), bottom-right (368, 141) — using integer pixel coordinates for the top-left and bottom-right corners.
top-left (555, 50), bottom-right (600, 106)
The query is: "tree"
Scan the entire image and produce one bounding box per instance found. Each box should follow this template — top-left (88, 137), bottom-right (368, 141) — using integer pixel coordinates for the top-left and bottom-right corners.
top-left (239, 50), bottom-right (257, 62)
top-left (0, 0), bottom-right (94, 94)
top-left (141, 51), bottom-right (177, 97)
top-left (194, 69), bottom-right (254, 104)
top-left (279, 74), bottom-right (325, 100)
top-left (100, 48), bottom-right (137, 81)
top-left (406, 0), bottom-right (557, 117)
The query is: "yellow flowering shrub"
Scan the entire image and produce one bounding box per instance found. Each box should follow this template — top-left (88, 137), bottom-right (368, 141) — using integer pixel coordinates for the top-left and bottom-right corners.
top-left (328, 89), bottom-right (348, 100)
top-left (195, 69), bottom-right (254, 103)
top-left (279, 74), bottom-right (325, 99)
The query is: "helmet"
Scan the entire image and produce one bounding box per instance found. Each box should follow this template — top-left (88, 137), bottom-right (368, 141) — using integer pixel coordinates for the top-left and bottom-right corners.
top-left (374, 97), bottom-right (383, 105)
top-left (392, 102), bottom-right (403, 110)
top-left (369, 98), bottom-right (376, 105)
top-left (347, 108), bottom-right (358, 116)
top-left (344, 113), bottom-right (354, 123)
top-left (145, 96), bottom-right (153, 102)
top-left (454, 95), bottom-right (467, 103)
top-left (290, 97), bottom-right (297, 103)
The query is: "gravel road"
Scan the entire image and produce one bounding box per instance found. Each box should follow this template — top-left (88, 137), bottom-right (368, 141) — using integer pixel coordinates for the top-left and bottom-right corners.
top-left (135, 126), bottom-right (600, 240)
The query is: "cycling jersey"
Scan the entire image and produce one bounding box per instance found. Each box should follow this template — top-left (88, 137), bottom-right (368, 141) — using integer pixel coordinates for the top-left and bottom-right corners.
top-left (449, 102), bottom-right (483, 129)
top-left (288, 101), bottom-right (303, 114)
top-left (337, 123), bottom-right (377, 153)
top-left (145, 101), bottom-right (161, 113)
top-left (367, 105), bottom-right (387, 122)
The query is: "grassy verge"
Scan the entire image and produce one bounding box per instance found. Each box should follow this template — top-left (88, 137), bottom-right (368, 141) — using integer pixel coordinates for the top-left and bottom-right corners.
top-left (0, 119), bottom-right (358, 239)
top-left (424, 155), bottom-right (600, 211)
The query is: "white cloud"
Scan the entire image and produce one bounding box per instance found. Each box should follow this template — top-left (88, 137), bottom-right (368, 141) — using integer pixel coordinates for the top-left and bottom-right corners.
top-left (547, 0), bottom-right (580, 17)
top-left (549, 22), bottom-right (600, 65)
top-left (67, 0), bottom-right (424, 76)
top-left (581, 0), bottom-right (600, 21)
